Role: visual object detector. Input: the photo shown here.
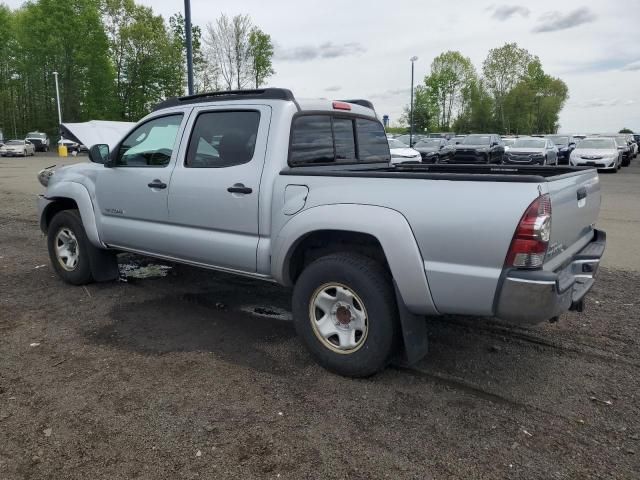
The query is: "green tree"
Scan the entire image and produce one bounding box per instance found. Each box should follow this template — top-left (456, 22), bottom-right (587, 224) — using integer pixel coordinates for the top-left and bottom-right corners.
top-left (482, 42), bottom-right (533, 132)
top-left (453, 79), bottom-right (495, 133)
top-left (619, 128), bottom-right (634, 134)
top-left (248, 27), bottom-right (275, 88)
top-left (400, 85), bottom-right (439, 132)
top-left (2, 0), bottom-right (114, 138)
top-left (169, 12), bottom-right (219, 93)
top-left (103, 0), bottom-right (183, 120)
top-left (425, 51), bottom-right (476, 129)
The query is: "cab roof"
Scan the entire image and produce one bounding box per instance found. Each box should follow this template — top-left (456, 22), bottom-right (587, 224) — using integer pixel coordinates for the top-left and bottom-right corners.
top-left (153, 88), bottom-right (376, 117)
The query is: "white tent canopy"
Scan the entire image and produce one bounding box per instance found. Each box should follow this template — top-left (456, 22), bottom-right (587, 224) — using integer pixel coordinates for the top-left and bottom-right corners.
top-left (60, 120), bottom-right (135, 151)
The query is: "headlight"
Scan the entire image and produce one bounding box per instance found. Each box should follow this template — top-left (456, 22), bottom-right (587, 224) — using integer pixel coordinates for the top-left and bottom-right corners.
top-left (37, 167), bottom-right (56, 187)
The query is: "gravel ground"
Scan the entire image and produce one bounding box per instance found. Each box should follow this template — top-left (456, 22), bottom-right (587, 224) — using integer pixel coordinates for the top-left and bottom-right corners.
top-left (0, 156), bottom-right (639, 479)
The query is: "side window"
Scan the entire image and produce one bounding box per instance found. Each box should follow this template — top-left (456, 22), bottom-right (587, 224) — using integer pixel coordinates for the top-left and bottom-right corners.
top-left (289, 115), bottom-right (334, 165)
top-left (356, 119), bottom-right (390, 162)
top-left (117, 114), bottom-right (183, 167)
top-left (333, 118), bottom-right (356, 161)
top-left (185, 110), bottom-right (260, 168)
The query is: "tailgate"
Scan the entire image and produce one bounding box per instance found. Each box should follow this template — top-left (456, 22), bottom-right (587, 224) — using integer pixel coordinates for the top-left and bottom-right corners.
top-left (544, 169), bottom-right (601, 269)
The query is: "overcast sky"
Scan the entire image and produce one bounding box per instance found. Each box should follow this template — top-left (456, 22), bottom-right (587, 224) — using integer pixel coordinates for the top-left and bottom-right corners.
top-left (7, 0), bottom-right (640, 131)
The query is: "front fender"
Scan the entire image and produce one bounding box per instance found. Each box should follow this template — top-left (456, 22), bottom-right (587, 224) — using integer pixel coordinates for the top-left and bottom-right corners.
top-left (40, 181), bottom-right (102, 248)
top-left (272, 204), bottom-right (438, 316)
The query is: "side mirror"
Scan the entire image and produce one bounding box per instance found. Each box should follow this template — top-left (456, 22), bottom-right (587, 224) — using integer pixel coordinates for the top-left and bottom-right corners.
top-left (89, 144), bottom-right (110, 165)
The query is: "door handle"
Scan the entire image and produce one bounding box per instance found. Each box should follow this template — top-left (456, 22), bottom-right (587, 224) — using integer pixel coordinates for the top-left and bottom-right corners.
top-left (227, 184), bottom-right (253, 194)
top-left (577, 187), bottom-right (587, 201)
top-left (148, 180), bottom-right (167, 189)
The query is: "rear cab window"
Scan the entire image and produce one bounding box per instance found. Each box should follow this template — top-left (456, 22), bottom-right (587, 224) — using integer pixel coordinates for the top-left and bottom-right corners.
top-left (289, 114), bottom-right (389, 166)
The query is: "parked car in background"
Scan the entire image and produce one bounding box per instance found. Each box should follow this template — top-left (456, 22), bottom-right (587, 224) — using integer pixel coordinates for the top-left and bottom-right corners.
top-left (633, 134), bottom-right (640, 146)
top-left (413, 138), bottom-right (455, 163)
top-left (625, 134), bottom-right (637, 158)
top-left (502, 137), bottom-right (517, 153)
top-left (504, 137), bottom-right (558, 165)
top-left (451, 135), bottom-right (466, 145)
top-left (546, 135), bottom-right (576, 165)
top-left (452, 134), bottom-right (504, 164)
top-left (388, 138), bottom-right (422, 164)
top-left (58, 138), bottom-right (81, 154)
top-left (0, 139), bottom-right (35, 157)
top-left (599, 135), bottom-right (632, 166)
top-left (26, 131), bottom-right (50, 152)
top-left (426, 132), bottom-right (456, 140)
top-left (570, 137), bottom-right (621, 171)
top-left (394, 134), bottom-right (425, 147)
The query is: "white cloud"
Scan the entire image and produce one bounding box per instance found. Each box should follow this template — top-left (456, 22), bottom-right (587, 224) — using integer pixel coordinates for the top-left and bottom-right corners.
top-left (533, 7), bottom-right (597, 33)
top-left (490, 5), bottom-right (530, 21)
top-left (275, 42), bottom-right (366, 62)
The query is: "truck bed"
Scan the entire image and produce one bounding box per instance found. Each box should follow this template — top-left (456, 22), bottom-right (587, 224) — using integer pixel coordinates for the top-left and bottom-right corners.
top-left (281, 163), bottom-right (593, 183)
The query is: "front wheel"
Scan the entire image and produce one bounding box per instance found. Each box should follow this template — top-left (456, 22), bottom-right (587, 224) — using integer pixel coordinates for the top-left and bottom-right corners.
top-left (292, 253), bottom-right (399, 377)
top-left (47, 210), bottom-right (95, 285)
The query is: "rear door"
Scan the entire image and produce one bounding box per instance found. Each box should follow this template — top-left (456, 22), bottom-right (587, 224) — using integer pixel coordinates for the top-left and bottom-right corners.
top-left (544, 169), bottom-right (601, 268)
top-left (166, 105), bottom-right (271, 272)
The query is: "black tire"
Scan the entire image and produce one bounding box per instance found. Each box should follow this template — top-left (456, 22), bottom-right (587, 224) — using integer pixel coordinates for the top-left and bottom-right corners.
top-left (292, 253), bottom-right (399, 377)
top-left (47, 210), bottom-right (95, 285)
top-left (622, 156), bottom-right (630, 167)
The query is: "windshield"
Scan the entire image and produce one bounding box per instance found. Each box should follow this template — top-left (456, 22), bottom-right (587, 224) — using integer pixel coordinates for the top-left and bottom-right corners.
top-left (388, 138), bottom-right (408, 149)
top-left (547, 136), bottom-right (568, 145)
top-left (577, 139), bottom-right (615, 149)
top-left (414, 139), bottom-right (441, 148)
top-left (27, 132), bottom-right (46, 139)
top-left (462, 135), bottom-right (491, 145)
top-left (613, 137), bottom-right (627, 147)
top-left (503, 139), bottom-right (516, 146)
top-left (513, 138), bottom-right (546, 148)
top-left (7, 140), bottom-right (23, 145)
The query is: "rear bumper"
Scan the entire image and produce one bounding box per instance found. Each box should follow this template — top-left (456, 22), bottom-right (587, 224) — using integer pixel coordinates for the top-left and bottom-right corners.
top-left (495, 229), bottom-right (606, 324)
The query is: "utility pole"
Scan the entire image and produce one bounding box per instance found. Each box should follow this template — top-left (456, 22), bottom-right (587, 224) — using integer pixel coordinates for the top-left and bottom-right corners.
top-left (184, 0), bottom-right (194, 95)
top-left (52, 71), bottom-right (62, 126)
top-left (409, 56), bottom-right (418, 147)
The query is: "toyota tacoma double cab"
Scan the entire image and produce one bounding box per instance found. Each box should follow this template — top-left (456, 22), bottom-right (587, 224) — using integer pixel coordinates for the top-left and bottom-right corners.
top-left (37, 88), bottom-right (606, 377)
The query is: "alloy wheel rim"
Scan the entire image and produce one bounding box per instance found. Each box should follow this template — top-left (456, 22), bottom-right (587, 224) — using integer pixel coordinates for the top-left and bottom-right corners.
top-left (54, 227), bottom-right (80, 271)
top-left (309, 283), bottom-right (368, 354)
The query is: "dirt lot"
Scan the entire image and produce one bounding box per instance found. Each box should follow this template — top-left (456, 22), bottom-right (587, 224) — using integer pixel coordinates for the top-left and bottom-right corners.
top-left (1, 154), bottom-right (639, 479)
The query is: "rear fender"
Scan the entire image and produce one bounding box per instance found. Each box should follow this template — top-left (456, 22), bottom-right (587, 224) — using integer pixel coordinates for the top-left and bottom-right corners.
top-left (272, 204), bottom-right (438, 316)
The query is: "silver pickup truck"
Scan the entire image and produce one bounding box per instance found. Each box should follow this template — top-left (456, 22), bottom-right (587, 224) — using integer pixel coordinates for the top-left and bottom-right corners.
top-left (38, 88), bottom-right (606, 377)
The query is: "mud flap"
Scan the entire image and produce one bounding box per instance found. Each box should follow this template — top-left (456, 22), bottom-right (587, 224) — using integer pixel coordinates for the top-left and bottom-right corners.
top-left (392, 282), bottom-right (429, 367)
top-left (88, 248), bottom-right (119, 282)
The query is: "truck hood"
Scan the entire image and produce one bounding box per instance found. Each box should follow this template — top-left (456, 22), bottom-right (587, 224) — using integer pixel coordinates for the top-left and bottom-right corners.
top-left (456, 144), bottom-right (489, 149)
top-left (60, 120), bottom-right (135, 150)
top-left (390, 147), bottom-right (420, 158)
top-left (508, 147), bottom-right (545, 155)
top-left (573, 148), bottom-right (617, 158)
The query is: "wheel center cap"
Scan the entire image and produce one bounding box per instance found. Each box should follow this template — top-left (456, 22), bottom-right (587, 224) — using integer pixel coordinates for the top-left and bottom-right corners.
top-left (336, 306), bottom-right (351, 325)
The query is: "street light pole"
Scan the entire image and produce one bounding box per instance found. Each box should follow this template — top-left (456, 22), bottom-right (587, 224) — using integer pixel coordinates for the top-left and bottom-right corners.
top-left (52, 71), bottom-right (62, 126)
top-left (184, 0), bottom-right (194, 95)
top-left (409, 56), bottom-right (418, 147)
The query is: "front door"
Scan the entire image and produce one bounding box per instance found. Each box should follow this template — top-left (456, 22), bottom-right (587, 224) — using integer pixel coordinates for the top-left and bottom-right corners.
top-left (94, 113), bottom-right (188, 253)
top-left (166, 105), bottom-right (271, 272)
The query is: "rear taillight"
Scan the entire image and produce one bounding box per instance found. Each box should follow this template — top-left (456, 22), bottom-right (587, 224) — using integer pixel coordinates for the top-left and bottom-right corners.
top-left (505, 194), bottom-right (552, 269)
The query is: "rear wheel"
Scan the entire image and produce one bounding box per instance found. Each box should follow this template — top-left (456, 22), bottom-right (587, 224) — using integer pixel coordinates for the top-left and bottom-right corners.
top-left (292, 253), bottom-right (399, 377)
top-left (47, 210), bottom-right (95, 285)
